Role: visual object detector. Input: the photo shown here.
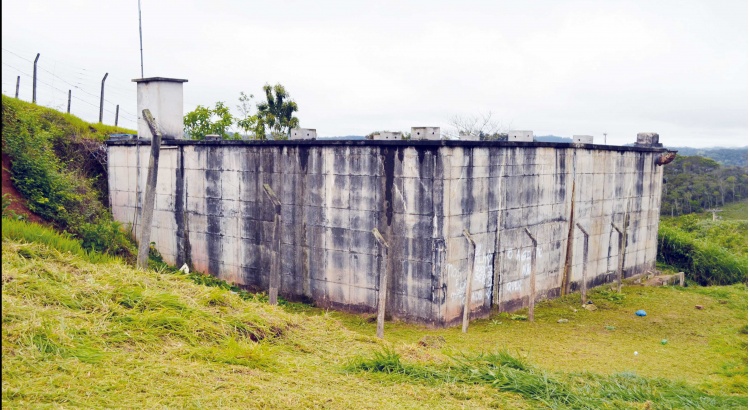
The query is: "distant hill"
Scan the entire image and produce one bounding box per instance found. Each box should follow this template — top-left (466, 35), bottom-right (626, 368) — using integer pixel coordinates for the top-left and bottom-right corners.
top-left (318, 135), bottom-right (366, 140)
top-left (666, 146), bottom-right (747, 167)
top-left (534, 135), bottom-right (573, 143)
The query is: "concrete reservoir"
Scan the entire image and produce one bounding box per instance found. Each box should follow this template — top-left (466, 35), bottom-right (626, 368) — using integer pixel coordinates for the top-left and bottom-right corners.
top-left (107, 137), bottom-right (668, 327)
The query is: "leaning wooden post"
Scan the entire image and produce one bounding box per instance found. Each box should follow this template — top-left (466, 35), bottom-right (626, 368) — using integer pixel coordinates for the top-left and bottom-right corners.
top-left (263, 184), bottom-right (282, 305)
top-left (136, 109), bottom-right (162, 269)
top-left (462, 229), bottom-right (476, 333)
top-left (523, 228), bottom-right (537, 322)
top-left (575, 223), bottom-right (589, 305)
top-left (372, 228), bottom-right (389, 339)
top-left (611, 222), bottom-right (625, 293)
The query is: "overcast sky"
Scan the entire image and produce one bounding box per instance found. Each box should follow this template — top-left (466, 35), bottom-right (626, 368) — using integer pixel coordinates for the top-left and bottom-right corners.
top-left (2, 0), bottom-right (747, 147)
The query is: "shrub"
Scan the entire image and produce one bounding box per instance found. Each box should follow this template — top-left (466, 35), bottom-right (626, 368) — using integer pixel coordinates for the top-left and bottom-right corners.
top-left (658, 225), bottom-right (748, 285)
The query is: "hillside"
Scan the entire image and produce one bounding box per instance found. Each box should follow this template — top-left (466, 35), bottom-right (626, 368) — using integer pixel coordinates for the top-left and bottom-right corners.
top-left (666, 146), bottom-right (748, 168)
top-left (3, 218), bottom-right (747, 408)
top-left (1, 95), bottom-right (136, 258)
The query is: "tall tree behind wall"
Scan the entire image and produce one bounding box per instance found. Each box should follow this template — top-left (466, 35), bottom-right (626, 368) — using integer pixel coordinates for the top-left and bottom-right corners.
top-left (661, 155), bottom-right (748, 216)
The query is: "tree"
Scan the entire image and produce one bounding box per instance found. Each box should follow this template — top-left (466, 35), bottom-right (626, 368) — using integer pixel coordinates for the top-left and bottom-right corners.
top-left (183, 102), bottom-right (235, 140)
top-left (445, 111), bottom-right (509, 140)
top-left (255, 83), bottom-right (299, 140)
top-left (235, 91), bottom-right (263, 139)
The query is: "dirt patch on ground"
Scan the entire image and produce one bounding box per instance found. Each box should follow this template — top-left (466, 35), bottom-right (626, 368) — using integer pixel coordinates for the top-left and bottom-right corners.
top-left (2, 153), bottom-right (48, 225)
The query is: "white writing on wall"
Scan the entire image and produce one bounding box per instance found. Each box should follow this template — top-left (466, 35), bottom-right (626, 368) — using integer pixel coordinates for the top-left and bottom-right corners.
top-left (444, 243), bottom-right (494, 304)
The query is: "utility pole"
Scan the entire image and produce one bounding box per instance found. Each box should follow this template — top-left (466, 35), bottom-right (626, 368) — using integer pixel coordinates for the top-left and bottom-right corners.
top-left (138, 0), bottom-right (144, 77)
top-left (32, 53), bottom-right (40, 103)
top-left (67, 90), bottom-right (71, 113)
top-left (99, 73), bottom-right (108, 123)
top-left (15, 76), bottom-right (20, 98)
top-left (603, 132), bottom-right (607, 145)
top-left (115, 104), bottom-right (119, 126)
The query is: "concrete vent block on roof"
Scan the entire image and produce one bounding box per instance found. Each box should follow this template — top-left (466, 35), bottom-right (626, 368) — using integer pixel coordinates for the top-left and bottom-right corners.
top-left (291, 128), bottom-right (317, 140)
top-left (508, 130), bottom-right (533, 142)
top-left (573, 135), bottom-right (594, 144)
top-left (636, 132), bottom-right (661, 147)
top-left (373, 131), bottom-right (402, 140)
top-left (411, 127), bottom-right (441, 140)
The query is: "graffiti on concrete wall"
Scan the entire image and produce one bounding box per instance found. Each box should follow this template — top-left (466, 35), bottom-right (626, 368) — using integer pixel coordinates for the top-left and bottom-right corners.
top-left (445, 243), bottom-right (494, 304)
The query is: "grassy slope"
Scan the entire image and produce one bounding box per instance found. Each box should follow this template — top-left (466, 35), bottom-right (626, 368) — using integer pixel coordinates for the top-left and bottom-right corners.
top-left (3, 220), bottom-right (747, 409)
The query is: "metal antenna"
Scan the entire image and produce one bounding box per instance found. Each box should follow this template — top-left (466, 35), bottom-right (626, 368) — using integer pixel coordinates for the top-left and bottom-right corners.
top-left (138, 0), bottom-right (144, 77)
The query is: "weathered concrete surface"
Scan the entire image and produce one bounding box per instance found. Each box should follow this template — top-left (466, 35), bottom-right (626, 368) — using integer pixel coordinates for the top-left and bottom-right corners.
top-left (132, 78), bottom-right (188, 140)
top-left (107, 139), bottom-right (666, 327)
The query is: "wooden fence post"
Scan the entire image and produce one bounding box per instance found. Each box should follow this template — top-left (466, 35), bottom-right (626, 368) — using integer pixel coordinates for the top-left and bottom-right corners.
top-left (524, 228), bottom-right (537, 322)
top-left (611, 222), bottom-right (625, 293)
top-left (576, 223), bottom-right (589, 305)
top-left (462, 229), bottom-right (476, 333)
top-left (136, 109), bottom-right (162, 269)
top-left (372, 228), bottom-right (389, 339)
top-left (263, 184), bottom-right (282, 305)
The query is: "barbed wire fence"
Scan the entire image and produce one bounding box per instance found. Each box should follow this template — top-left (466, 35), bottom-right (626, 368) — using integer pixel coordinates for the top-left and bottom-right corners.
top-left (1, 46), bottom-right (140, 131)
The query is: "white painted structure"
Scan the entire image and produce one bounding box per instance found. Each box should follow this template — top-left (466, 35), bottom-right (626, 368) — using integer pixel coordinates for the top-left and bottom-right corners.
top-left (573, 135), bottom-right (594, 144)
top-left (509, 130), bottom-right (534, 142)
top-left (291, 128), bottom-right (317, 140)
top-left (373, 131), bottom-right (402, 140)
top-left (133, 77), bottom-right (188, 140)
top-left (412, 127), bottom-right (441, 140)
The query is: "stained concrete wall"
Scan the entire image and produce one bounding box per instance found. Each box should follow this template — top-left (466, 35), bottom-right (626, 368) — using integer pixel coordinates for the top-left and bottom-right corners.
top-left (107, 139), bottom-right (665, 327)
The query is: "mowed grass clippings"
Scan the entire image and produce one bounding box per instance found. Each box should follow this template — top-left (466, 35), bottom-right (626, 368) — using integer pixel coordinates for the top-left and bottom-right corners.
top-left (1, 238), bottom-right (525, 409)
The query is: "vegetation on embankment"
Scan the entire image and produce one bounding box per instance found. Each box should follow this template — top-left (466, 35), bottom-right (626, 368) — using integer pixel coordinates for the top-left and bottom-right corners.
top-left (3, 218), bottom-right (747, 408)
top-left (658, 201), bottom-right (748, 286)
top-left (661, 154), bottom-right (748, 216)
top-left (1, 94), bottom-right (135, 259)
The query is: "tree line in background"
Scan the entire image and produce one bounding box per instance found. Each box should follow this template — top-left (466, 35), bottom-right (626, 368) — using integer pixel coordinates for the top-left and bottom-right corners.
top-left (661, 154), bottom-right (748, 216)
top-left (666, 146), bottom-right (748, 167)
top-left (183, 83), bottom-right (299, 141)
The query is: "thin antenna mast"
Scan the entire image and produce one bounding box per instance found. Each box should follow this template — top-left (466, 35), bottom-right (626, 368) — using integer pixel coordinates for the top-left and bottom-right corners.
top-left (138, 0), bottom-right (144, 77)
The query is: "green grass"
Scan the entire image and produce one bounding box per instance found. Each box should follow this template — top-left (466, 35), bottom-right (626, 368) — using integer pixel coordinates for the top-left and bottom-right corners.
top-left (2, 217), bottom-right (115, 264)
top-left (713, 200), bottom-right (748, 221)
top-left (3, 218), bottom-right (747, 408)
top-left (658, 200), bottom-right (748, 285)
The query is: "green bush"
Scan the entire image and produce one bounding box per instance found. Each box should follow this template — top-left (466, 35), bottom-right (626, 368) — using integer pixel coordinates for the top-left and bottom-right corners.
top-left (658, 225), bottom-right (748, 285)
top-left (1, 95), bottom-right (135, 259)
